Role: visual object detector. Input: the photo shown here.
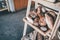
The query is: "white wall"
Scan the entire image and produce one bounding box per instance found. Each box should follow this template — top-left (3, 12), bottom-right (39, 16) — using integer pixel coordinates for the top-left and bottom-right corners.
top-left (8, 0), bottom-right (15, 12)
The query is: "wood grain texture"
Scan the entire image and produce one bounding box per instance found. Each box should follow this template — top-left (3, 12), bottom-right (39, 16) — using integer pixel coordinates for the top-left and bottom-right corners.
top-left (14, 0), bottom-right (34, 11)
top-left (14, 0), bottom-right (28, 11)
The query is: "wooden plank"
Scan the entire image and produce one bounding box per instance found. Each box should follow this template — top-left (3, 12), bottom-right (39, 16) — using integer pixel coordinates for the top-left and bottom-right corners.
top-left (32, 0), bottom-right (60, 12)
top-left (5, 0), bottom-right (10, 11)
top-left (0, 8), bottom-right (8, 11)
top-left (23, 18), bottom-right (51, 36)
top-left (23, 0), bottom-right (32, 36)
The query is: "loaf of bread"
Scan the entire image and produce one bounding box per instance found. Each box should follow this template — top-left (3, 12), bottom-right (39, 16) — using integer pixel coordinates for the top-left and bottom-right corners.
top-left (36, 6), bottom-right (47, 26)
top-left (45, 11), bottom-right (56, 29)
top-left (33, 16), bottom-right (39, 26)
top-left (28, 6), bottom-right (57, 30)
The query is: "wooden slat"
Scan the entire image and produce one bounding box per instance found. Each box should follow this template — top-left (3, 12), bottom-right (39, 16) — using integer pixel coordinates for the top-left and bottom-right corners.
top-left (0, 8), bottom-right (8, 11)
top-left (32, 0), bottom-right (60, 12)
top-left (23, 18), bottom-right (51, 36)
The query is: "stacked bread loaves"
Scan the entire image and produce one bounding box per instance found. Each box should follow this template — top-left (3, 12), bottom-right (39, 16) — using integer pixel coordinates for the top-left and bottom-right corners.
top-left (27, 6), bottom-right (56, 31)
